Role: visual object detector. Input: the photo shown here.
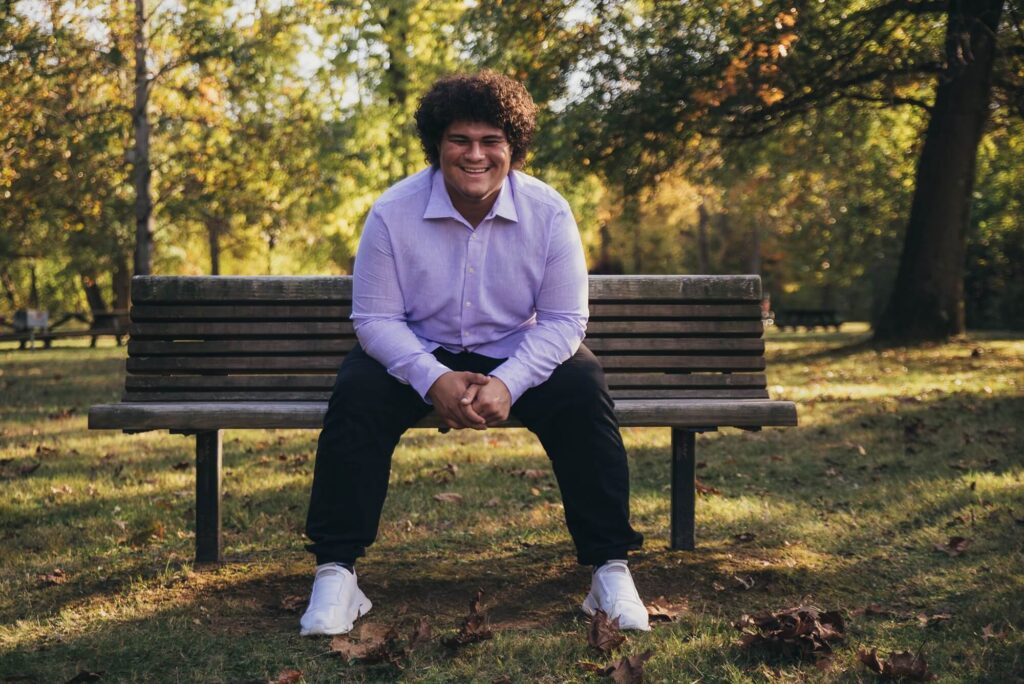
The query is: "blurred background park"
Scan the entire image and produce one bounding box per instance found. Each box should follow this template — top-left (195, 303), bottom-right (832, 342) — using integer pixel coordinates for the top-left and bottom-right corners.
top-left (1, 0), bottom-right (1022, 344)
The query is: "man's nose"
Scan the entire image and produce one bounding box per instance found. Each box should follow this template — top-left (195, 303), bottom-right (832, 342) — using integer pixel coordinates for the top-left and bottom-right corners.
top-left (465, 141), bottom-right (485, 159)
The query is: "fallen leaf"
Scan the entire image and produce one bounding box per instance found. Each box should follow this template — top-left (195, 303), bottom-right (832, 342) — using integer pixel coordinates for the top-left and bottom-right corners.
top-left (607, 650), bottom-right (654, 684)
top-left (330, 622), bottom-right (404, 666)
top-left (917, 613), bottom-right (952, 628)
top-left (646, 597), bottom-right (682, 622)
top-left (270, 669), bottom-right (303, 684)
top-left (858, 648), bottom-right (933, 681)
top-left (981, 623), bottom-right (1007, 640)
top-left (407, 617), bottom-right (432, 650)
top-left (851, 604), bottom-right (897, 618)
top-left (433, 492), bottom-right (463, 504)
top-left (38, 568), bottom-right (67, 586)
top-left (431, 462), bottom-right (459, 483)
top-left (484, 497), bottom-right (500, 507)
top-left (695, 479), bottom-right (720, 495)
top-left (64, 673), bottom-right (102, 684)
top-left (512, 468), bottom-right (547, 480)
top-left (279, 595), bottom-right (305, 612)
top-left (588, 609), bottom-right (626, 653)
top-left (35, 445), bottom-right (58, 457)
top-left (933, 536), bottom-right (971, 557)
top-left (171, 461), bottom-right (190, 471)
top-left (49, 485), bottom-right (73, 495)
top-left (735, 606), bottom-right (845, 659)
top-left (442, 589), bottom-right (493, 649)
top-left (733, 532), bottom-right (756, 543)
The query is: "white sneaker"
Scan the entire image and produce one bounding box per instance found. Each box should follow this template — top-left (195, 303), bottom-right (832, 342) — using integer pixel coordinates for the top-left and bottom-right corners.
top-left (581, 560), bottom-right (650, 631)
top-left (299, 563), bottom-right (372, 636)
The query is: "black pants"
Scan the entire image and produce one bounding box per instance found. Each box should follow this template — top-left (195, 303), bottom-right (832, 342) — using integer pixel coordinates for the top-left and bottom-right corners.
top-left (305, 343), bottom-right (643, 566)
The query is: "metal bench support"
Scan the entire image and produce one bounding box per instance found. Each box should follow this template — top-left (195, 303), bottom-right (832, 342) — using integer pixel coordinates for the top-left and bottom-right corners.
top-left (670, 428), bottom-right (697, 550)
top-left (195, 430), bottom-right (223, 562)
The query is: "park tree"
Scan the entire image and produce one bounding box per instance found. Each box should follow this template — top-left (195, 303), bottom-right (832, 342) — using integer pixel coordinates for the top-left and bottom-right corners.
top-left (548, 0), bottom-right (1022, 342)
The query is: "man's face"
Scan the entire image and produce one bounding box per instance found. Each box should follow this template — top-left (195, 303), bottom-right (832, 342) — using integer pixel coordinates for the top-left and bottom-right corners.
top-left (438, 120), bottom-right (512, 208)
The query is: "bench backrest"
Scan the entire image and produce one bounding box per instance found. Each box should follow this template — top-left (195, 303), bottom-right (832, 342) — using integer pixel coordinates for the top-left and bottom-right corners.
top-left (123, 275), bottom-right (768, 402)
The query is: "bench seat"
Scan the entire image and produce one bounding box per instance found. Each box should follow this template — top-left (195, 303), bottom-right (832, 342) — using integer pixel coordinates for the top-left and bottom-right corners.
top-left (90, 399), bottom-right (796, 431)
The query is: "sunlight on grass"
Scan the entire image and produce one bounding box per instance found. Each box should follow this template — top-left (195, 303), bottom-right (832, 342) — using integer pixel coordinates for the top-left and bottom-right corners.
top-left (1, 331), bottom-right (1022, 682)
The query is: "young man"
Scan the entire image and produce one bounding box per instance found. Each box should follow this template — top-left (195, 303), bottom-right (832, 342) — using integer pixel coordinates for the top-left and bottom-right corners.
top-left (300, 71), bottom-right (649, 636)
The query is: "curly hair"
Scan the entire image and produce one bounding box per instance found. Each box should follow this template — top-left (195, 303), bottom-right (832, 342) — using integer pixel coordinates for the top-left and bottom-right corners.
top-left (415, 71), bottom-right (537, 168)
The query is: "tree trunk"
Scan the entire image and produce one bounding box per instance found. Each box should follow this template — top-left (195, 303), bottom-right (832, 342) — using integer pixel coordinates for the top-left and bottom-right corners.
top-left (696, 199), bottom-right (711, 273)
top-left (112, 252), bottom-right (131, 310)
top-left (207, 217), bottom-right (223, 275)
top-left (383, 3), bottom-right (412, 179)
top-left (0, 269), bottom-right (19, 309)
top-left (874, 0), bottom-right (1004, 343)
top-left (748, 223), bottom-right (761, 276)
top-left (132, 0), bottom-right (154, 276)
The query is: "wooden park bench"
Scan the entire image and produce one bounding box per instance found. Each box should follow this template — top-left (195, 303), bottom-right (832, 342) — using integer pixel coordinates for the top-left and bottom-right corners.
top-left (89, 275), bottom-right (797, 562)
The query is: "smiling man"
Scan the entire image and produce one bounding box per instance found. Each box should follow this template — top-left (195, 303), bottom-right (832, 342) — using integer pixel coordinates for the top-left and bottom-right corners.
top-left (300, 71), bottom-right (648, 636)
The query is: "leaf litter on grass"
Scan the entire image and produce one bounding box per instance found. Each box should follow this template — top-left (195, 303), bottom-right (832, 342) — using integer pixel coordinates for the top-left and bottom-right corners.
top-left (858, 648), bottom-right (934, 681)
top-left (735, 606), bottom-right (845, 663)
top-left (442, 589), bottom-right (493, 649)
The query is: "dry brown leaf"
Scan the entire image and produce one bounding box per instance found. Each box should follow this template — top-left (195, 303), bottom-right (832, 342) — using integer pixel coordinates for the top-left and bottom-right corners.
top-left (695, 479), bottom-right (720, 495)
top-left (733, 532), bottom-right (756, 543)
top-left (513, 468), bottom-right (547, 480)
top-left (38, 568), bottom-right (67, 586)
top-left (851, 604), bottom-right (898, 618)
top-left (442, 589), bottom-right (493, 649)
top-left (270, 669), bottom-right (303, 684)
top-left (733, 575), bottom-right (755, 590)
top-left (407, 616), bottom-right (432, 650)
top-left (981, 622), bottom-right (1008, 640)
top-left (431, 463), bottom-right (459, 483)
top-left (646, 597), bottom-right (682, 623)
top-left (329, 622), bottom-right (404, 666)
top-left (735, 606), bottom-right (844, 659)
top-left (279, 595), bottom-right (305, 612)
top-left (933, 536), bottom-right (971, 556)
top-left (433, 492), bottom-right (463, 504)
top-left (917, 613), bottom-right (952, 628)
top-left (607, 650), bottom-right (654, 684)
top-left (588, 609), bottom-right (626, 653)
top-left (484, 497), bottom-right (501, 507)
top-left (858, 648), bottom-right (934, 680)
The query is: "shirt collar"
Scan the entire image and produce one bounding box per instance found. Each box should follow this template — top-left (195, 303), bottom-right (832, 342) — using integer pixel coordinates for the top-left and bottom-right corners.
top-left (423, 168), bottom-right (519, 224)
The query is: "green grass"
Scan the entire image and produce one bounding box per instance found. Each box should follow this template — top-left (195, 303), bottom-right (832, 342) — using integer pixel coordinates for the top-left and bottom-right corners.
top-left (1, 326), bottom-right (1022, 683)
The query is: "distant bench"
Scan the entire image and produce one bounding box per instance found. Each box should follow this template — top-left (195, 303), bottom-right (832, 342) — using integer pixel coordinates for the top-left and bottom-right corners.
top-left (89, 275), bottom-right (798, 562)
top-left (0, 311), bottom-right (129, 349)
top-left (774, 308), bottom-right (843, 331)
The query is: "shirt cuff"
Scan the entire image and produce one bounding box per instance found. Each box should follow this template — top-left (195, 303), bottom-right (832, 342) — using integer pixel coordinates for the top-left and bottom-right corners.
top-left (488, 358), bottom-right (532, 405)
top-left (407, 355), bottom-right (452, 404)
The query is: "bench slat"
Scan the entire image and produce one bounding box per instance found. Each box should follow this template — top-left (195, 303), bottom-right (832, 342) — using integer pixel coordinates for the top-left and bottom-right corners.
top-left (126, 354), bottom-right (767, 374)
top-left (122, 388), bottom-right (770, 402)
top-left (90, 398), bottom-right (796, 430)
top-left (131, 275), bottom-right (762, 303)
top-left (126, 337), bottom-right (764, 356)
top-left (127, 320), bottom-right (764, 339)
top-left (130, 302), bottom-right (763, 322)
top-left (123, 372), bottom-right (767, 391)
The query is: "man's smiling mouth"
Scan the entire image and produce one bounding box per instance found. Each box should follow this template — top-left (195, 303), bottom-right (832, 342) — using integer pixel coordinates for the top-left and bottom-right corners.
top-left (460, 166), bottom-right (491, 175)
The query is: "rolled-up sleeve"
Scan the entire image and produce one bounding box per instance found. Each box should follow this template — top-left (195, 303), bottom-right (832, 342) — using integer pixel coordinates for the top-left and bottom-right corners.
top-left (351, 208), bottom-right (451, 401)
top-left (489, 208), bottom-right (588, 403)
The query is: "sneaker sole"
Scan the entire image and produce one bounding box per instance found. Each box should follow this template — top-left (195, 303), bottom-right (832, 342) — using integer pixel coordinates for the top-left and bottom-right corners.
top-left (299, 592), bottom-right (373, 636)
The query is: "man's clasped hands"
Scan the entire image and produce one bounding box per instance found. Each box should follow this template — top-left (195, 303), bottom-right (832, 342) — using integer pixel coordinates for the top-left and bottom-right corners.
top-left (426, 371), bottom-right (511, 430)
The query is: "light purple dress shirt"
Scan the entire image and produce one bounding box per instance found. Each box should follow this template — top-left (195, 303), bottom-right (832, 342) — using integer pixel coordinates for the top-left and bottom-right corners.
top-left (351, 167), bottom-right (589, 404)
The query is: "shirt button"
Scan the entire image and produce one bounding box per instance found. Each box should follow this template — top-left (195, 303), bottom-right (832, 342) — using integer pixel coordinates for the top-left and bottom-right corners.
top-left (465, 301), bottom-right (472, 307)
top-left (468, 267), bottom-right (475, 273)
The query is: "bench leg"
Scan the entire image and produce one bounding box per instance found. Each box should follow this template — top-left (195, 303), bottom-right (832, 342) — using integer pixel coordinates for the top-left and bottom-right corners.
top-left (670, 428), bottom-right (696, 550)
top-left (195, 430), bottom-right (223, 562)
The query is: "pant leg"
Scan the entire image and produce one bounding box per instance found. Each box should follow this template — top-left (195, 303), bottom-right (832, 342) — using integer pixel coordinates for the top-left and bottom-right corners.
top-left (305, 344), bottom-right (432, 564)
top-left (511, 344), bottom-right (644, 565)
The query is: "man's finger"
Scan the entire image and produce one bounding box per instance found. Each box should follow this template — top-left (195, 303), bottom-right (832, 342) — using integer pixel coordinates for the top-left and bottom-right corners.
top-left (460, 383), bottom-right (482, 405)
top-left (459, 401), bottom-right (487, 429)
top-left (466, 372), bottom-right (490, 385)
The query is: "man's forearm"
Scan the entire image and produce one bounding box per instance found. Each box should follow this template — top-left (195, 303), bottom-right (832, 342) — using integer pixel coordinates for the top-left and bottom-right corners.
top-left (354, 317), bottom-right (451, 401)
top-left (488, 314), bottom-right (586, 403)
